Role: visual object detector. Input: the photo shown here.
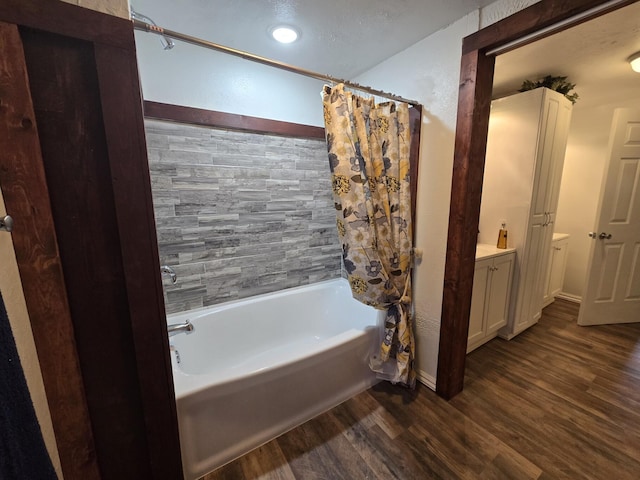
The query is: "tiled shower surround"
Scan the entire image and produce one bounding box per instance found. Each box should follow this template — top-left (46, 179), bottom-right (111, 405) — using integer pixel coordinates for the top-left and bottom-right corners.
top-left (145, 119), bottom-right (342, 314)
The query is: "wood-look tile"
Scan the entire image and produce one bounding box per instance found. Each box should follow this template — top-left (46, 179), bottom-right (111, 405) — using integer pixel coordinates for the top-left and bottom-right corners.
top-left (477, 452), bottom-right (541, 480)
top-left (239, 443), bottom-right (296, 480)
top-left (204, 442), bottom-right (295, 480)
top-left (363, 424), bottom-right (441, 479)
top-left (145, 119), bottom-right (341, 312)
top-left (326, 411), bottom-right (402, 479)
top-left (276, 422), bottom-right (344, 480)
top-left (309, 411), bottom-right (381, 480)
top-left (201, 300), bottom-right (640, 480)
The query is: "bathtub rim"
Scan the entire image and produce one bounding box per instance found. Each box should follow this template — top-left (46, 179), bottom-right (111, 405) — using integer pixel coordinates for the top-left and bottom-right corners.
top-left (171, 326), bottom-right (378, 399)
top-left (166, 276), bottom-right (382, 324)
top-left (166, 277), bottom-right (383, 399)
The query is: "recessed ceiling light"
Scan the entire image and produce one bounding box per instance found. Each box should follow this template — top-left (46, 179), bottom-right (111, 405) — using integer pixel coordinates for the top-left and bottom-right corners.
top-left (629, 51), bottom-right (640, 73)
top-left (271, 26), bottom-right (300, 44)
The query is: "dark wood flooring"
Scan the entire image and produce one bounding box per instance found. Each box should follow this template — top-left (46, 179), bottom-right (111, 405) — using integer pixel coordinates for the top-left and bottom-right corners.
top-left (204, 300), bottom-right (640, 479)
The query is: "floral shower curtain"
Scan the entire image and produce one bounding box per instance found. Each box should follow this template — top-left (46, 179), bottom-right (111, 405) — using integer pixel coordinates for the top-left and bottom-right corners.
top-left (322, 83), bottom-right (415, 387)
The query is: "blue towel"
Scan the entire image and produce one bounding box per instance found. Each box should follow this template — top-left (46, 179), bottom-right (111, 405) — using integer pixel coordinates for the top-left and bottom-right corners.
top-left (0, 290), bottom-right (57, 479)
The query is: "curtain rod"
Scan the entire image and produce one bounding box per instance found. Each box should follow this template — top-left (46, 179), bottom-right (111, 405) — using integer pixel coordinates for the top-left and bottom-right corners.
top-left (132, 19), bottom-right (421, 107)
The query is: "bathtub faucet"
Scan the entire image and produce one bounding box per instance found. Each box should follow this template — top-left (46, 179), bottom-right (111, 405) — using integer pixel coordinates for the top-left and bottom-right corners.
top-left (161, 265), bottom-right (177, 284)
top-left (167, 320), bottom-right (194, 337)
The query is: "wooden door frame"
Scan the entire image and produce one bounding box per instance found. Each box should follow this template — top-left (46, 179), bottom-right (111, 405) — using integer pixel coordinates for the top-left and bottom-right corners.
top-left (436, 0), bottom-right (639, 399)
top-left (0, 1), bottom-right (182, 478)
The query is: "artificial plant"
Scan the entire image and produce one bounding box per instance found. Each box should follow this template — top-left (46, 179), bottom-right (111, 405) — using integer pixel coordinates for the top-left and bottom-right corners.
top-left (519, 75), bottom-right (579, 104)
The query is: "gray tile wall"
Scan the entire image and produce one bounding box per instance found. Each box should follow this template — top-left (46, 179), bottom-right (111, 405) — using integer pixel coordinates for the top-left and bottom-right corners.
top-left (145, 119), bottom-right (342, 314)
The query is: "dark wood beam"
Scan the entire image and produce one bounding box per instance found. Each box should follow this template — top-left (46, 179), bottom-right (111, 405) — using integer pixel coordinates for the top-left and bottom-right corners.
top-left (0, 0), bottom-right (132, 49)
top-left (0, 1), bottom-right (183, 478)
top-left (95, 44), bottom-right (182, 480)
top-left (462, 0), bottom-right (638, 54)
top-left (21, 26), bottom-right (156, 478)
top-left (409, 105), bottom-right (422, 231)
top-left (437, 49), bottom-right (495, 399)
top-left (144, 101), bottom-right (327, 139)
top-left (0, 22), bottom-right (100, 479)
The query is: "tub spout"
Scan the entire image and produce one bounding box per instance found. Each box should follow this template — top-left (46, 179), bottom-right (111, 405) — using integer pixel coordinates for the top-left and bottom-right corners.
top-left (161, 265), bottom-right (177, 284)
top-left (168, 320), bottom-right (194, 337)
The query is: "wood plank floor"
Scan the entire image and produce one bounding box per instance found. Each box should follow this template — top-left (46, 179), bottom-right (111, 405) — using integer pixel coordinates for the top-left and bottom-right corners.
top-left (204, 300), bottom-right (640, 479)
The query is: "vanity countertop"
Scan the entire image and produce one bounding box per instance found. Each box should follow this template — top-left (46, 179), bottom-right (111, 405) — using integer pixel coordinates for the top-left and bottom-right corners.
top-left (553, 232), bottom-right (570, 241)
top-left (476, 243), bottom-right (516, 261)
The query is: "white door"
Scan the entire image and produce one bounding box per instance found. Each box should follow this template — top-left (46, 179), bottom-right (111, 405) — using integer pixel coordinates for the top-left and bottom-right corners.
top-left (579, 109), bottom-right (640, 326)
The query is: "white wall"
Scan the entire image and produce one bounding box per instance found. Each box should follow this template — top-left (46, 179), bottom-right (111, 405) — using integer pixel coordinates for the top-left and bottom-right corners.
top-left (555, 98), bottom-right (640, 299)
top-left (355, 0), bottom-right (540, 386)
top-left (134, 32), bottom-right (326, 126)
top-left (479, 0), bottom-right (541, 28)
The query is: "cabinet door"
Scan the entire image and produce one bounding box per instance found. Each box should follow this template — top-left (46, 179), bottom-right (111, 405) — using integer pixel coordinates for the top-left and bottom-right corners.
top-left (515, 221), bottom-right (545, 332)
top-left (546, 102), bottom-right (573, 215)
top-left (530, 96), bottom-right (559, 223)
top-left (542, 240), bottom-right (555, 307)
top-left (533, 220), bottom-right (555, 318)
top-left (548, 239), bottom-right (569, 298)
top-left (532, 90), bottom-right (572, 217)
top-left (468, 258), bottom-right (491, 350)
top-left (486, 254), bottom-right (515, 334)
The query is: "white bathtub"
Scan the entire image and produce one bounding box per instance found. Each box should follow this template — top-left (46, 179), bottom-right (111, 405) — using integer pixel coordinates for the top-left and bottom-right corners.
top-left (167, 278), bottom-right (381, 480)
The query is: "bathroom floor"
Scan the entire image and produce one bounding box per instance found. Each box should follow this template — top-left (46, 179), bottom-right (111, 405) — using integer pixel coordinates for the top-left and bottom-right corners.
top-left (204, 299), bottom-right (640, 479)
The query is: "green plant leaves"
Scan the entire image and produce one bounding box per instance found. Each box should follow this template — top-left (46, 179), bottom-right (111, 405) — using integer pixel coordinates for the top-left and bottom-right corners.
top-left (519, 75), bottom-right (579, 104)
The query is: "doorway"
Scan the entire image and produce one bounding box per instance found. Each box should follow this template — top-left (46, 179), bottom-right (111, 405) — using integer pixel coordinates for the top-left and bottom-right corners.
top-left (490, 1), bottom-right (640, 316)
top-left (437, 0), bottom-right (640, 400)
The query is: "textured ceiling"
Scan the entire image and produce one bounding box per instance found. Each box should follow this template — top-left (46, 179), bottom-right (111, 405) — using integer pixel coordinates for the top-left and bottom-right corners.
top-left (132, 1), bottom-right (640, 108)
top-left (493, 2), bottom-right (640, 109)
top-left (131, 0), bottom-right (494, 78)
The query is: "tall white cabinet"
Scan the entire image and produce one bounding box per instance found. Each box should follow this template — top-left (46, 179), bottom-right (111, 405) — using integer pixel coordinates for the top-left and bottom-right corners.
top-left (478, 88), bottom-right (572, 339)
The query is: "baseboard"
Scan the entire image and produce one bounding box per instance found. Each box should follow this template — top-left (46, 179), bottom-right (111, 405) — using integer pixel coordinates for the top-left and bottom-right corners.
top-left (416, 369), bottom-right (436, 391)
top-left (556, 292), bottom-right (581, 304)
top-left (542, 296), bottom-right (555, 308)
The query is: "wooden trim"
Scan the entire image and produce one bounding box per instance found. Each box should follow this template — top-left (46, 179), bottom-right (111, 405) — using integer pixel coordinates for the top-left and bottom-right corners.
top-left (463, 0), bottom-right (638, 54)
top-left (409, 105), bottom-right (422, 233)
top-left (0, 22), bottom-right (100, 479)
top-left (1, 1), bottom-right (183, 478)
top-left (144, 100), bottom-right (327, 139)
top-left (438, 0), bottom-right (639, 399)
top-left (0, 0), bottom-right (132, 49)
top-left (95, 45), bottom-right (183, 479)
top-left (20, 26), bottom-right (159, 477)
top-left (437, 49), bottom-right (495, 400)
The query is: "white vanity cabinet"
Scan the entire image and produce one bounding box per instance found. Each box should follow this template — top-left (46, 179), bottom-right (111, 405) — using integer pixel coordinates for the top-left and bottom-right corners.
top-left (468, 246), bottom-right (516, 353)
top-left (478, 87), bottom-right (572, 339)
top-left (542, 233), bottom-right (570, 307)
